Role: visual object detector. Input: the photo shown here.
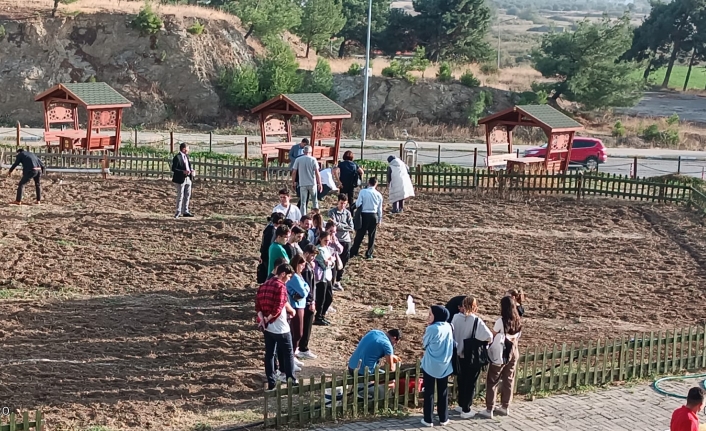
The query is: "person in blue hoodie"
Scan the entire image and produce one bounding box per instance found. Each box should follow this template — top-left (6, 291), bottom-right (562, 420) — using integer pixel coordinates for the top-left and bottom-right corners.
top-left (286, 254), bottom-right (311, 361)
top-left (420, 305), bottom-right (455, 427)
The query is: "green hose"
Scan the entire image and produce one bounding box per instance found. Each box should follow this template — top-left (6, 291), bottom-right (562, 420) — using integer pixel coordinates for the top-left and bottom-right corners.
top-left (653, 374), bottom-right (706, 399)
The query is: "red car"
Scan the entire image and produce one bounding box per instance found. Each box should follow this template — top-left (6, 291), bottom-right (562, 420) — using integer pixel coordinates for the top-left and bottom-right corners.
top-left (523, 137), bottom-right (607, 170)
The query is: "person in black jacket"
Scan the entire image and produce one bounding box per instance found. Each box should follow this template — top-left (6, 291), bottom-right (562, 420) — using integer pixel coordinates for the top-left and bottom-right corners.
top-left (8, 149), bottom-right (45, 205)
top-left (171, 143), bottom-right (195, 218)
top-left (258, 212), bottom-right (286, 283)
top-left (296, 244), bottom-right (319, 360)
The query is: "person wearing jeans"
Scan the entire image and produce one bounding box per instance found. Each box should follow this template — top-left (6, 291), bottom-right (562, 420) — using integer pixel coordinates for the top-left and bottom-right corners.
top-left (313, 232), bottom-right (336, 326)
top-left (296, 245), bottom-right (319, 360)
top-left (420, 306), bottom-right (454, 427)
top-left (480, 296), bottom-right (523, 419)
top-left (451, 296), bottom-right (493, 419)
top-left (291, 145), bottom-right (322, 215)
top-left (327, 194), bottom-right (354, 290)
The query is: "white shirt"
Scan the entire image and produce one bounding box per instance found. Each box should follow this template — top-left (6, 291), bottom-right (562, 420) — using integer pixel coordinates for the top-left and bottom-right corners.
top-left (181, 152), bottom-right (191, 172)
top-left (488, 317), bottom-right (521, 365)
top-left (319, 169), bottom-right (338, 191)
top-left (450, 313), bottom-right (492, 358)
top-left (265, 308), bottom-right (290, 334)
top-left (273, 203), bottom-right (302, 222)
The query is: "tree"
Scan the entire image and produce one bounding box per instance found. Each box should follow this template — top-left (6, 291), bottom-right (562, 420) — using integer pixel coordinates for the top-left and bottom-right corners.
top-left (258, 36), bottom-right (303, 99)
top-left (409, 46), bottom-right (431, 77)
top-left (412, 0), bottom-right (492, 62)
top-left (377, 8), bottom-right (419, 56)
top-left (224, 0), bottom-right (301, 39)
top-left (301, 58), bottom-right (335, 96)
top-left (296, 0), bottom-right (346, 58)
top-left (336, 0), bottom-right (391, 57)
top-left (219, 64), bottom-right (263, 109)
top-left (532, 14), bottom-right (644, 109)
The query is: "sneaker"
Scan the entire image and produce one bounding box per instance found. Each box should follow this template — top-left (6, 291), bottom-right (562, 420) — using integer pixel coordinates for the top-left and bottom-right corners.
top-left (460, 410), bottom-right (475, 419)
top-left (322, 318), bottom-right (332, 325)
top-left (35, 201), bottom-right (41, 205)
top-left (420, 419), bottom-right (433, 427)
top-left (293, 358), bottom-right (304, 367)
top-left (293, 364), bottom-right (302, 372)
top-left (297, 350), bottom-right (317, 360)
top-left (332, 282), bottom-right (344, 292)
top-left (453, 406), bottom-right (463, 413)
top-left (478, 409), bottom-right (493, 419)
top-left (439, 420), bottom-right (450, 426)
top-left (495, 407), bottom-right (510, 416)
top-left (313, 318), bottom-right (329, 326)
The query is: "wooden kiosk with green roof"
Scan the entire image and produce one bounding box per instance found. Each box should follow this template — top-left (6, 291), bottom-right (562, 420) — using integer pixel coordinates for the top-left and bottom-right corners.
top-left (479, 105), bottom-right (584, 173)
top-left (251, 93), bottom-right (351, 168)
top-left (35, 82), bottom-right (132, 152)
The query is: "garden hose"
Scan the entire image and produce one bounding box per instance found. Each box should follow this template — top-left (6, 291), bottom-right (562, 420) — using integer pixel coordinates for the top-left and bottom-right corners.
top-left (652, 374), bottom-right (706, 399)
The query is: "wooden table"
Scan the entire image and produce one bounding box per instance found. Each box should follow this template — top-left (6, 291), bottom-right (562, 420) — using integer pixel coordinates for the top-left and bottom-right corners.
top-left (276, 144), bottom-right (293, 165)
top-left (55, 131), bottom-right (114, 152)
top-left (506, 157), bottom-right (546, 174)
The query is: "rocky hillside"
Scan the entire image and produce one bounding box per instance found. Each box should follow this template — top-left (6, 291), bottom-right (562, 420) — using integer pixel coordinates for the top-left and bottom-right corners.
top-left (0, 9), bottom-right (514, 128)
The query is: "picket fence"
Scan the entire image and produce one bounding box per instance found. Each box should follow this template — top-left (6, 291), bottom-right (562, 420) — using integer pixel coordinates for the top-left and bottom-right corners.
top-left (264, 326), bottom-right (706, 428)
top-left (0, 411), bottom-right (44, 431)
top-left (0, 151), bottom-right (695, 203)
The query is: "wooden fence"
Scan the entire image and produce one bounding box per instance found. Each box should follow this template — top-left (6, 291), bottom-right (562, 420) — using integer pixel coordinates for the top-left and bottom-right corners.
top-left (0, 151), bottom-right (694, 203)
top-left (0, 411), bottom-right (44, 431)
top-left (264, 326), bottom-right (706, 428)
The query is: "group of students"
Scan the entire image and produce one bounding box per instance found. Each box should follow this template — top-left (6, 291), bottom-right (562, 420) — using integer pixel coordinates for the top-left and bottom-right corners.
top-left (346, 290), bottom-right (525, 427)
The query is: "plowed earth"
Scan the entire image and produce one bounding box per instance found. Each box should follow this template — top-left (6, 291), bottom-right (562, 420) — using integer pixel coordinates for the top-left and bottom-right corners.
top-left (1, 176), bottom-right (705, 430)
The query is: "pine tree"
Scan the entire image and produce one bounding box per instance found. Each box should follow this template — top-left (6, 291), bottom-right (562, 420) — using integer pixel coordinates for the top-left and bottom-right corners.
top-left (296, 0), bottom-right (346, 58)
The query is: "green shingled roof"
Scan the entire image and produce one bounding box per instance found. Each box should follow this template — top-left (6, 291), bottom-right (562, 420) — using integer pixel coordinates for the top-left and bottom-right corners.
top-left (517, 105), bottom-right (582, 129)
top-left (283, 93), bottom-right (350, 118)
top-left (63, 82), bottom-right (131, 107)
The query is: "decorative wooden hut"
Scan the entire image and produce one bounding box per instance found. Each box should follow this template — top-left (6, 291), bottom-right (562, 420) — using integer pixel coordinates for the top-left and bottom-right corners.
top-left (479, 105), bottom-right (584, 173)
top-left (35, 82), bottom-right (132, 152)
top-left (251, 93), bottom-right (351, 167)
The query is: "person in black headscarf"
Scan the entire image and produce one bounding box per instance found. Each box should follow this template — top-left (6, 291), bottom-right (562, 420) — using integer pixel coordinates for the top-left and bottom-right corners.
top-left (420, 305), bottom-right (454, 427)
top-left (445, 295), bottom-right (468, 323)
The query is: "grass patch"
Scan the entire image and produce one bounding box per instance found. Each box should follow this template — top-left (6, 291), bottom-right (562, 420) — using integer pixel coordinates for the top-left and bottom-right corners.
top-left (57, 239), bottom-right (76, 247)
top-left (209, 213), bottom-right (226, 221)
top-left (633, 65), bottom-right (706, 90)
top-left (652, 174), bottom-right (706, 188)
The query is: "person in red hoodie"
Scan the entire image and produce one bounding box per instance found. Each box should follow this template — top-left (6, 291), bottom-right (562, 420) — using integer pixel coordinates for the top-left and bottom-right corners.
top-left (671, 387), bottom-right (703, 431)
top-left (256, 263), bottom-right (297, 390)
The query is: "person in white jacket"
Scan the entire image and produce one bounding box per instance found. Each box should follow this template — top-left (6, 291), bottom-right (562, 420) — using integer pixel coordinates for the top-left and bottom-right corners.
top-left (386, 156), bottom-right (415, 213)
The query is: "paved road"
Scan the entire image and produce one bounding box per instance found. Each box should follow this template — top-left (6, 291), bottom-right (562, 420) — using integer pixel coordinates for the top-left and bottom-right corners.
top-left (315, 382), bottom-right (687, 431)
top-left (616, 92), bottom-right (706, 125)
top-left (4, 128), bottom-right (706, 178)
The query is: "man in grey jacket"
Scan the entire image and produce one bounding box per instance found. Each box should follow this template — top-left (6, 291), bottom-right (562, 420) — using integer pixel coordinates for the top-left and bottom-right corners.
top-left (327, 193), bottom-right (354, 290)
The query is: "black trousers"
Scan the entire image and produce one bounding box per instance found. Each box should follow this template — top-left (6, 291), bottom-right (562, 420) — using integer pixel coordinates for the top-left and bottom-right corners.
top-left (341, 184), bottom-right (356, 210)
top-left (336, 241), bottom-right (350, 282)
top-left (264, 331), bottom-right (295, 389)
top-left (298, 306), bottom-right (315, 352)
top-left (456, 359), bottom-right (483, 413)
top-left (350, 213), bottom-right (378, 258)
top-left (17, 170), bottom-right (41, 202)
top-left (423, 370), bottom-right (449, 424)
top-left (315, 280), bottom-right (333, 319)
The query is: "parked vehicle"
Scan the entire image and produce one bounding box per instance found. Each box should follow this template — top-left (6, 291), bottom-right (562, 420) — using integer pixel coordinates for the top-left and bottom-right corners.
top-left (523, 137), bottom-right (607, 170)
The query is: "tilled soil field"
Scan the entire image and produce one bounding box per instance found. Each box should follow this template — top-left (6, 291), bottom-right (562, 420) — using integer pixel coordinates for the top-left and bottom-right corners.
top-left (1, 176), bottom-right (706, 430)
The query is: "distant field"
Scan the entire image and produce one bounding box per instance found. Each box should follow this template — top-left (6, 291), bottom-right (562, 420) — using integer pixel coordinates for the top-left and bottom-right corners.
top-left (638, 65), bottom-right (706, 90)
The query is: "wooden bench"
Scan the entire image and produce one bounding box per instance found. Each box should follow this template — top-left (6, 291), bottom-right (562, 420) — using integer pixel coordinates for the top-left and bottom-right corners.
top-left (261, 142), bottom-right (286, 167)
top-left (485, 153), bottom-right (519, 169)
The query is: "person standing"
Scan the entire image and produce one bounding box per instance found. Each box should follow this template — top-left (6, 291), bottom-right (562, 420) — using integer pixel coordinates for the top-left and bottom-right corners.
top-left (289, 138), bottom-right (310, 201)
top-left (298, 215), bottom-right (315, 250)
top-left (258, 212), bottom-right (285, 283)
top-left (286, 254), bottom-right (311, 363)
top-left (291, 146), bottom-right (322, 215)
top-left (420, 305), bottom-right (454, 427)
top-left (273, 188), bottom-right (302, 223)
top-left (386, 155), bottom-right (415, 213)
top-left (255, 263), bottom-right (297, 390)
top-left (445, 295), bottom-right (468, 323)
top-left (671, 387), bottom-right (703, 431)
top-left (313, 232), bottom-right (336, 326)
top-left (171, 143), bottom-right (195, 218)
top-left (327, 194), bottom-right (354, 290)
top-left (8, 149), bottom-right (45, 205)
top-left (268, 226), bottom-right (291, 274)
top-left (324, 221), bottom-right (344, 292)
top-left (350, 177), bottom-right (383, 260)
top-left (337, 151), bottom-right (364, 210)
top-left (480, 296), bottom-right (522, 419)
top-left (451, 296), bottom-right (492, 419)
top-left (296, 244), bottom-right (319, 360)
top-left (284, 226), bottom-right (305, 259)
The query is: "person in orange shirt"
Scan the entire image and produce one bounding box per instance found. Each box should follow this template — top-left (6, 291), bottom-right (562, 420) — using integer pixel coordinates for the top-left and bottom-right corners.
top-left (671, 387), bottom-right (704, 431)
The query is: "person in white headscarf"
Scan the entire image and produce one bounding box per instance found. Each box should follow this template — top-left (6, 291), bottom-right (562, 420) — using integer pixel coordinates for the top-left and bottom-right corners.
top-left (386, 155), bottom-right (415, 213)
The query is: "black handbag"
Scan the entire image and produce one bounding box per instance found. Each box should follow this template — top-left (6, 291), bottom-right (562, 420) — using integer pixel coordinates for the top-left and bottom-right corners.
top-left (451, 346), bottom-right (460, 375)
top-left (501, 322), bottom-right (514, 364)
top-left (463, 317), bottom-right (490, 370)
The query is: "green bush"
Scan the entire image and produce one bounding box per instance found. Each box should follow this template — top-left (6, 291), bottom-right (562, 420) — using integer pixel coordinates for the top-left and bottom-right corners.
top-left (666, 113), bottom-right (680, 126)
top-left (130, 2), bottom-right (163, 36)
top-left (381, 60), bottom-right (410, 79)
top-left (459, 70), bottom-right (480, 88)
top-left (517, 90), bottom-right (547, 105)
top-left (409, 46), bottom-right (431, 77)
top-left (0, 25), bottom-right (5, 41)
top-left (258, 37), bottom-right (302, 99)
top-left (436, 62), bottom-right (453, 82)
top-left (187, 20), bottom-right (205, 35)
top-left (347, 63), bottom-right (362, 76)
top-left (612, 120), bottom-right (626, 138)
top-left (301, 58), bottom-right (334, 97)
top-left (466, 90), bottom-right (493, 127)
top-left (219, 64), bottom-right (263, 109)
top-left (479, 63), bottom-right (499, 75)
top-left (641, 123), bottom-right (680, 147)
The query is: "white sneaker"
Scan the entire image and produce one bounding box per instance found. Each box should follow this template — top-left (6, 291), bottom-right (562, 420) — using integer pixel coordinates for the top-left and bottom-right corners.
top-left (439, 420), bottom-right (450, 426)
top-left (328, 306), bottom-right (337, 313)
top-left (333, 282), bottom-right (344, 291)
top-left (420, 419), bottom-right (433, 427)
top-left (454, 406), bottom-right (463, 413)
top-left (297, 350), bottom-right (317, 359)
top-left (293, 358), bottom-right (304, 367)
top-left (478, 409), bottom-right (493, 419)
top-left (293, 364), bottom-right (302, 372)
top-left (495, 407), bottom-right (510, 416)
top-left (460, 410), bottom-right (475, 419)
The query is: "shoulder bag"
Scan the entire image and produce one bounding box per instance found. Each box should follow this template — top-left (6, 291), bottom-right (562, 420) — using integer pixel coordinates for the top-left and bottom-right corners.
top-left (463, 316), bottom-right (490, 370)
top-left (501, 321), bottom-right (514, 364)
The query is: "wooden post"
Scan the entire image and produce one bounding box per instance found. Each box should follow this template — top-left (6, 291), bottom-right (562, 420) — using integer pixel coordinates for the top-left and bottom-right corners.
top-left (416, 164), bottom-right (422, 187)
top-left (244, 136), bottom-right (249, 160)
top-left (678, 156), bottom-right (682, 174)
top-left (134, 128), bottom-right (138, 147)
top-left (437, 145), bottom-right (441, 164)
top-left (399, 143), bottom-right (403, 158)
top-left (516, 148), bottom-right (520, 158)
top-left (633, 157), bottom-right (637, 179)
top-left (473, 147), bottom-right (478, 170)
top-left (170, 132), bottom-right (174, 153)
top-left (209, 131), bottom-right (213, 153)
top-left (16, 121), bottom-right (20, 148)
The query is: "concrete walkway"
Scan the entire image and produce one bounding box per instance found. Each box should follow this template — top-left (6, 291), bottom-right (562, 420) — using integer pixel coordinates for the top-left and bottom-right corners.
top-left (317, 382), bottom-right (688, 431)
